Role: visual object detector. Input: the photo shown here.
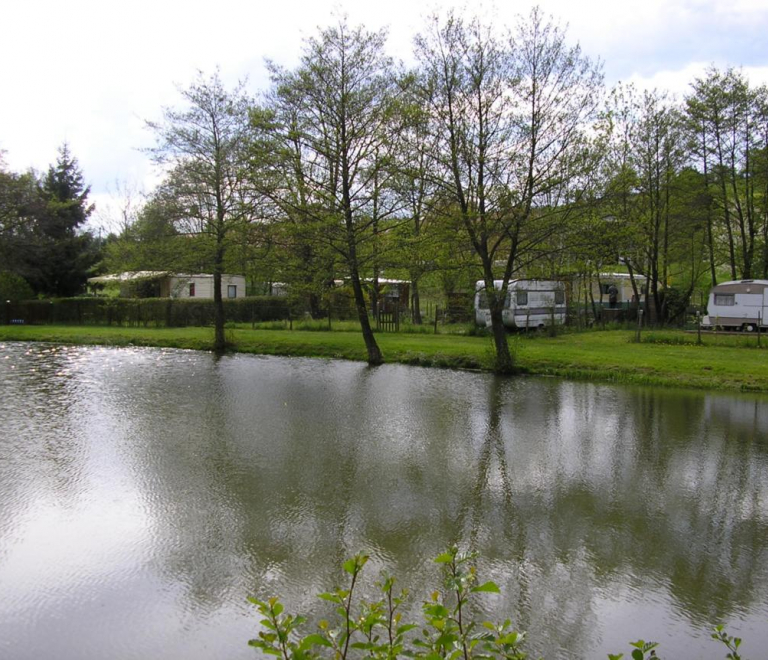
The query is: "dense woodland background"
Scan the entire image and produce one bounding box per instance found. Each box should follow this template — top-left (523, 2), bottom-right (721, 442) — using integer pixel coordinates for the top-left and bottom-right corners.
top-left (2, 10), bottom-right (767, 363)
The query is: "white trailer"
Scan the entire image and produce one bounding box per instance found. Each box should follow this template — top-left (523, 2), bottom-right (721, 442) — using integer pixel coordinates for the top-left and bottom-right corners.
top-left (474, 279), bottom-right (566, 329)
top-left (701, 280), bottom-right (768, 331)
top-left (591, 272), bottom-right (646, 307)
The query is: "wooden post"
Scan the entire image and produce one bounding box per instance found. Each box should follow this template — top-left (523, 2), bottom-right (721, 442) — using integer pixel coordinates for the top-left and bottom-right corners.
top-left (696, 311), bottom-right (702, 345)
top-left (759, 312), bottom-right (762, 348)
top-left (434, 307), bottom-right (439, 334)
top-left (550, 304), bottom-right (556, 335)
top-left (635, 308), bottom-right (643, 343)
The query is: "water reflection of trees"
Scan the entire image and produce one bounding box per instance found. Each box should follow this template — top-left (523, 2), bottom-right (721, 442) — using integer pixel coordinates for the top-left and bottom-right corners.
top-left (21, 347), bottom-right (765, 657)
top-left (0, 344), bottom-right (95, 525)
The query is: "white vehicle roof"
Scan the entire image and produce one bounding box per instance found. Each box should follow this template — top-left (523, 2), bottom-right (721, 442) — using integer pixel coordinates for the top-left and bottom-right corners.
top-left (475, 279), bottom-right (563, 291)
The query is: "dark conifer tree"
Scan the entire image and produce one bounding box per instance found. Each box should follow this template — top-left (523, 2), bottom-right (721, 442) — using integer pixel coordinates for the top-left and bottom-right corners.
top-left (30, 144), bottom-right (99, 297)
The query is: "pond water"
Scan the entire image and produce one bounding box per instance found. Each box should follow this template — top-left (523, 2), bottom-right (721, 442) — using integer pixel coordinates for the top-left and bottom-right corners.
top-left (0, 342), bottom-right (767, 659)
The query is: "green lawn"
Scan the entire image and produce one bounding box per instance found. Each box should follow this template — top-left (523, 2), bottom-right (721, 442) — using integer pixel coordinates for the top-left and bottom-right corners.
top-left (1, 324), bottom-right (767, 393)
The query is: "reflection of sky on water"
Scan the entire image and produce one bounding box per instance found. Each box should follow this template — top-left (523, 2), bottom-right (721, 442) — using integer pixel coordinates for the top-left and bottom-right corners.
top-left (0, 342), bottom-right (767, 660)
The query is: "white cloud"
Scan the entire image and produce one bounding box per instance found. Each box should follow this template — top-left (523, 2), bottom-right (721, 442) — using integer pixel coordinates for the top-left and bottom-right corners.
top-left (1, 0), bottom-right (766, 213)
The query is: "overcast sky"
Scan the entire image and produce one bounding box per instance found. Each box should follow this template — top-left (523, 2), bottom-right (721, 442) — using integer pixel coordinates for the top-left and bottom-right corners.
top-left (1, 0), bottom-right (767, 230)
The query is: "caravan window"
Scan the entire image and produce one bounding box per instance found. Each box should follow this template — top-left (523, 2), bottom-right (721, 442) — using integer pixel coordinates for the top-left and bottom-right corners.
top-left (227, 285), bottom-right (237, 299)
top-left (555, 290), bottom-right (565, 305)
top-left (714, 294), bottom-right (735, 306)
top-left (516, 291), bottom-right (528, 306)
top-left (189, 283), bottom-right (196, 297)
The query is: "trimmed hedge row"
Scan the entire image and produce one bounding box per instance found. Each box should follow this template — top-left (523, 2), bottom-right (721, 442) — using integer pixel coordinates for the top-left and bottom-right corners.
top-left (4, 296), bottom-right (293, 327)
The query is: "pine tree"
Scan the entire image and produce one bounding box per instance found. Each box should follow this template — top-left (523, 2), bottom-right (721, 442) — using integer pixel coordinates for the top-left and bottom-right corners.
top-left (30, 144), bottom-right (99, 297)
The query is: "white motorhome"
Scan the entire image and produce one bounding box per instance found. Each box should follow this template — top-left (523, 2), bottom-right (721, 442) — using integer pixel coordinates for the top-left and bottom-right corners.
top-left (702, 279), bottom-right (768, 331)
top-left (474, 280), bottom-right (566, 329)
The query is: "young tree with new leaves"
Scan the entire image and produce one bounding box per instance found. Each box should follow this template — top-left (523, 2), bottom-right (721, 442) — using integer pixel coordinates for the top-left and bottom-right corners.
top-left (415, 8), bottom-right (603, 373)
top-left (253, 18), bottom-right (404, 365)
top-left (686, 68), bottom-right (768, 280)
top-left (147, 70), bottom-right (253, 351)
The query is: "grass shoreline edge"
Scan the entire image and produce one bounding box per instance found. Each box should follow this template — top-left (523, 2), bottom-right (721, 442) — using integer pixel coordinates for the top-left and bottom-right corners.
top-left (1, 324), bottom-right (767, 394)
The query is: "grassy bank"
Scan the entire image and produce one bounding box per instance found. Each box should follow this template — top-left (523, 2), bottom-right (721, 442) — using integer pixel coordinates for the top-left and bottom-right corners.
top-left (1, 324), bottom-right (767, 392)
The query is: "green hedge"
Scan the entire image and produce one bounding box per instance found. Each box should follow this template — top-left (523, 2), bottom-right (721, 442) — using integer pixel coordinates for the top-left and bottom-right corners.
top-left (4, 296), bottom-right (292, 327)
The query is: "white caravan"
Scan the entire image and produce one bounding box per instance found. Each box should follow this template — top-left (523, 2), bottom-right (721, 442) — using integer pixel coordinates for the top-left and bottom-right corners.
top-left (474, 280), bottom-right (566, 329)
top-left (590, 273), bottom-right (646, 306)
top-left (702, 279), bottom-right (768, 331)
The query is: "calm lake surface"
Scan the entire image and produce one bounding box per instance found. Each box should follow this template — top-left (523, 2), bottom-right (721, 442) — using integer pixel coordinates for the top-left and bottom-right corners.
top-left (1, 342), bottom-right (767, 659)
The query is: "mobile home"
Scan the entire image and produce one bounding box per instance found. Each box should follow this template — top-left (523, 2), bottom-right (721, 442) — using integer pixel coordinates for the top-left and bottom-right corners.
top-left (88, 272), bottom-right (247, 299)
top-left (702, 280), bottom-right (768, 331)
top-left (590, 272), bottom-right (646, 307)
top-left (474, 280), bottom-right (566, 329)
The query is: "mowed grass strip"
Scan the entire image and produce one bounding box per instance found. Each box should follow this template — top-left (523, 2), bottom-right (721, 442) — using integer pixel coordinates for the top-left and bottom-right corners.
top-left (514, 331), bottom-right (768, 391)
top-left (1, 325), bottom-right (767, 392)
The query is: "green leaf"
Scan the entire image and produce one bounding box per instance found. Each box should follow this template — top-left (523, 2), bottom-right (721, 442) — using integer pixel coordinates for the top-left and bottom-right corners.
top-left (631, 650), bottom-right (644, 660)
top-left (434, 552), bottom-right (454, 564)
top-left (397, 624), bottom-right (419, 635)
top-left (299, 634), bottom-right (333, 649)
top-left (318, 592), bottom-right (342, 604)
top-left (471, 581), bottom-right (501, 594)
top-left (343, 558), bottom-right (358, 575)
top-left (500, 632), bottom-right (519, 645)
top-left (248, 642), bottom-right (282, 656)
top-left (350, 642), bottom-right (375, 650)
top-left (423, 603), bottom-right (450, 619)
top-left (435, 632), bottom-right (459, 648)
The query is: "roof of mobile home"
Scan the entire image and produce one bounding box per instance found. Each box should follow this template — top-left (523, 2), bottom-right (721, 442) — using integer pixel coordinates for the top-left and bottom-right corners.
top-left (88, 272), bottom-right (244, 284)
top-left (710, 279), bottom-right (768, 294)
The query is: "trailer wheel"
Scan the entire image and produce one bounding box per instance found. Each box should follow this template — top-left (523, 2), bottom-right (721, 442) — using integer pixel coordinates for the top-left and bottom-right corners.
top-left (743, 323), bottom-right (756, 332)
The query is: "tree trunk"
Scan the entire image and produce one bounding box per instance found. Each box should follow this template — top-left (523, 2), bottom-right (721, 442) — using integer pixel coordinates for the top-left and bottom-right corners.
top-left (213, 268), bottom-right (225, 351)
top-left (489, 304), bottom-right (514, 374)
top-left (411, 277), bottom-right (423, 325)
top-left (309, 292), bottom-right (321, 319)
top-left (349, 266), bottom-right (382, 365)
top-left (701, 130), bottom-right (718, 287)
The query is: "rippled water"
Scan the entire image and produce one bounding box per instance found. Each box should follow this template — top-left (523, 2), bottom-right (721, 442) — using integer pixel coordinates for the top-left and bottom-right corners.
top-left (0, 342), bottom-right (767, 659)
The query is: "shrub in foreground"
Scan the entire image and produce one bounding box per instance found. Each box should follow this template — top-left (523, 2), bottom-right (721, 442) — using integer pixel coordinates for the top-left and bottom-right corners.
top-left (248, 547), bottom-right (747, 660)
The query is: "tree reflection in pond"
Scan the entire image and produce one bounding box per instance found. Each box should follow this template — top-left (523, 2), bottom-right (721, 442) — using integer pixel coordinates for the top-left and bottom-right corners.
top-left (0, 343), bottom-right (766, 660)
